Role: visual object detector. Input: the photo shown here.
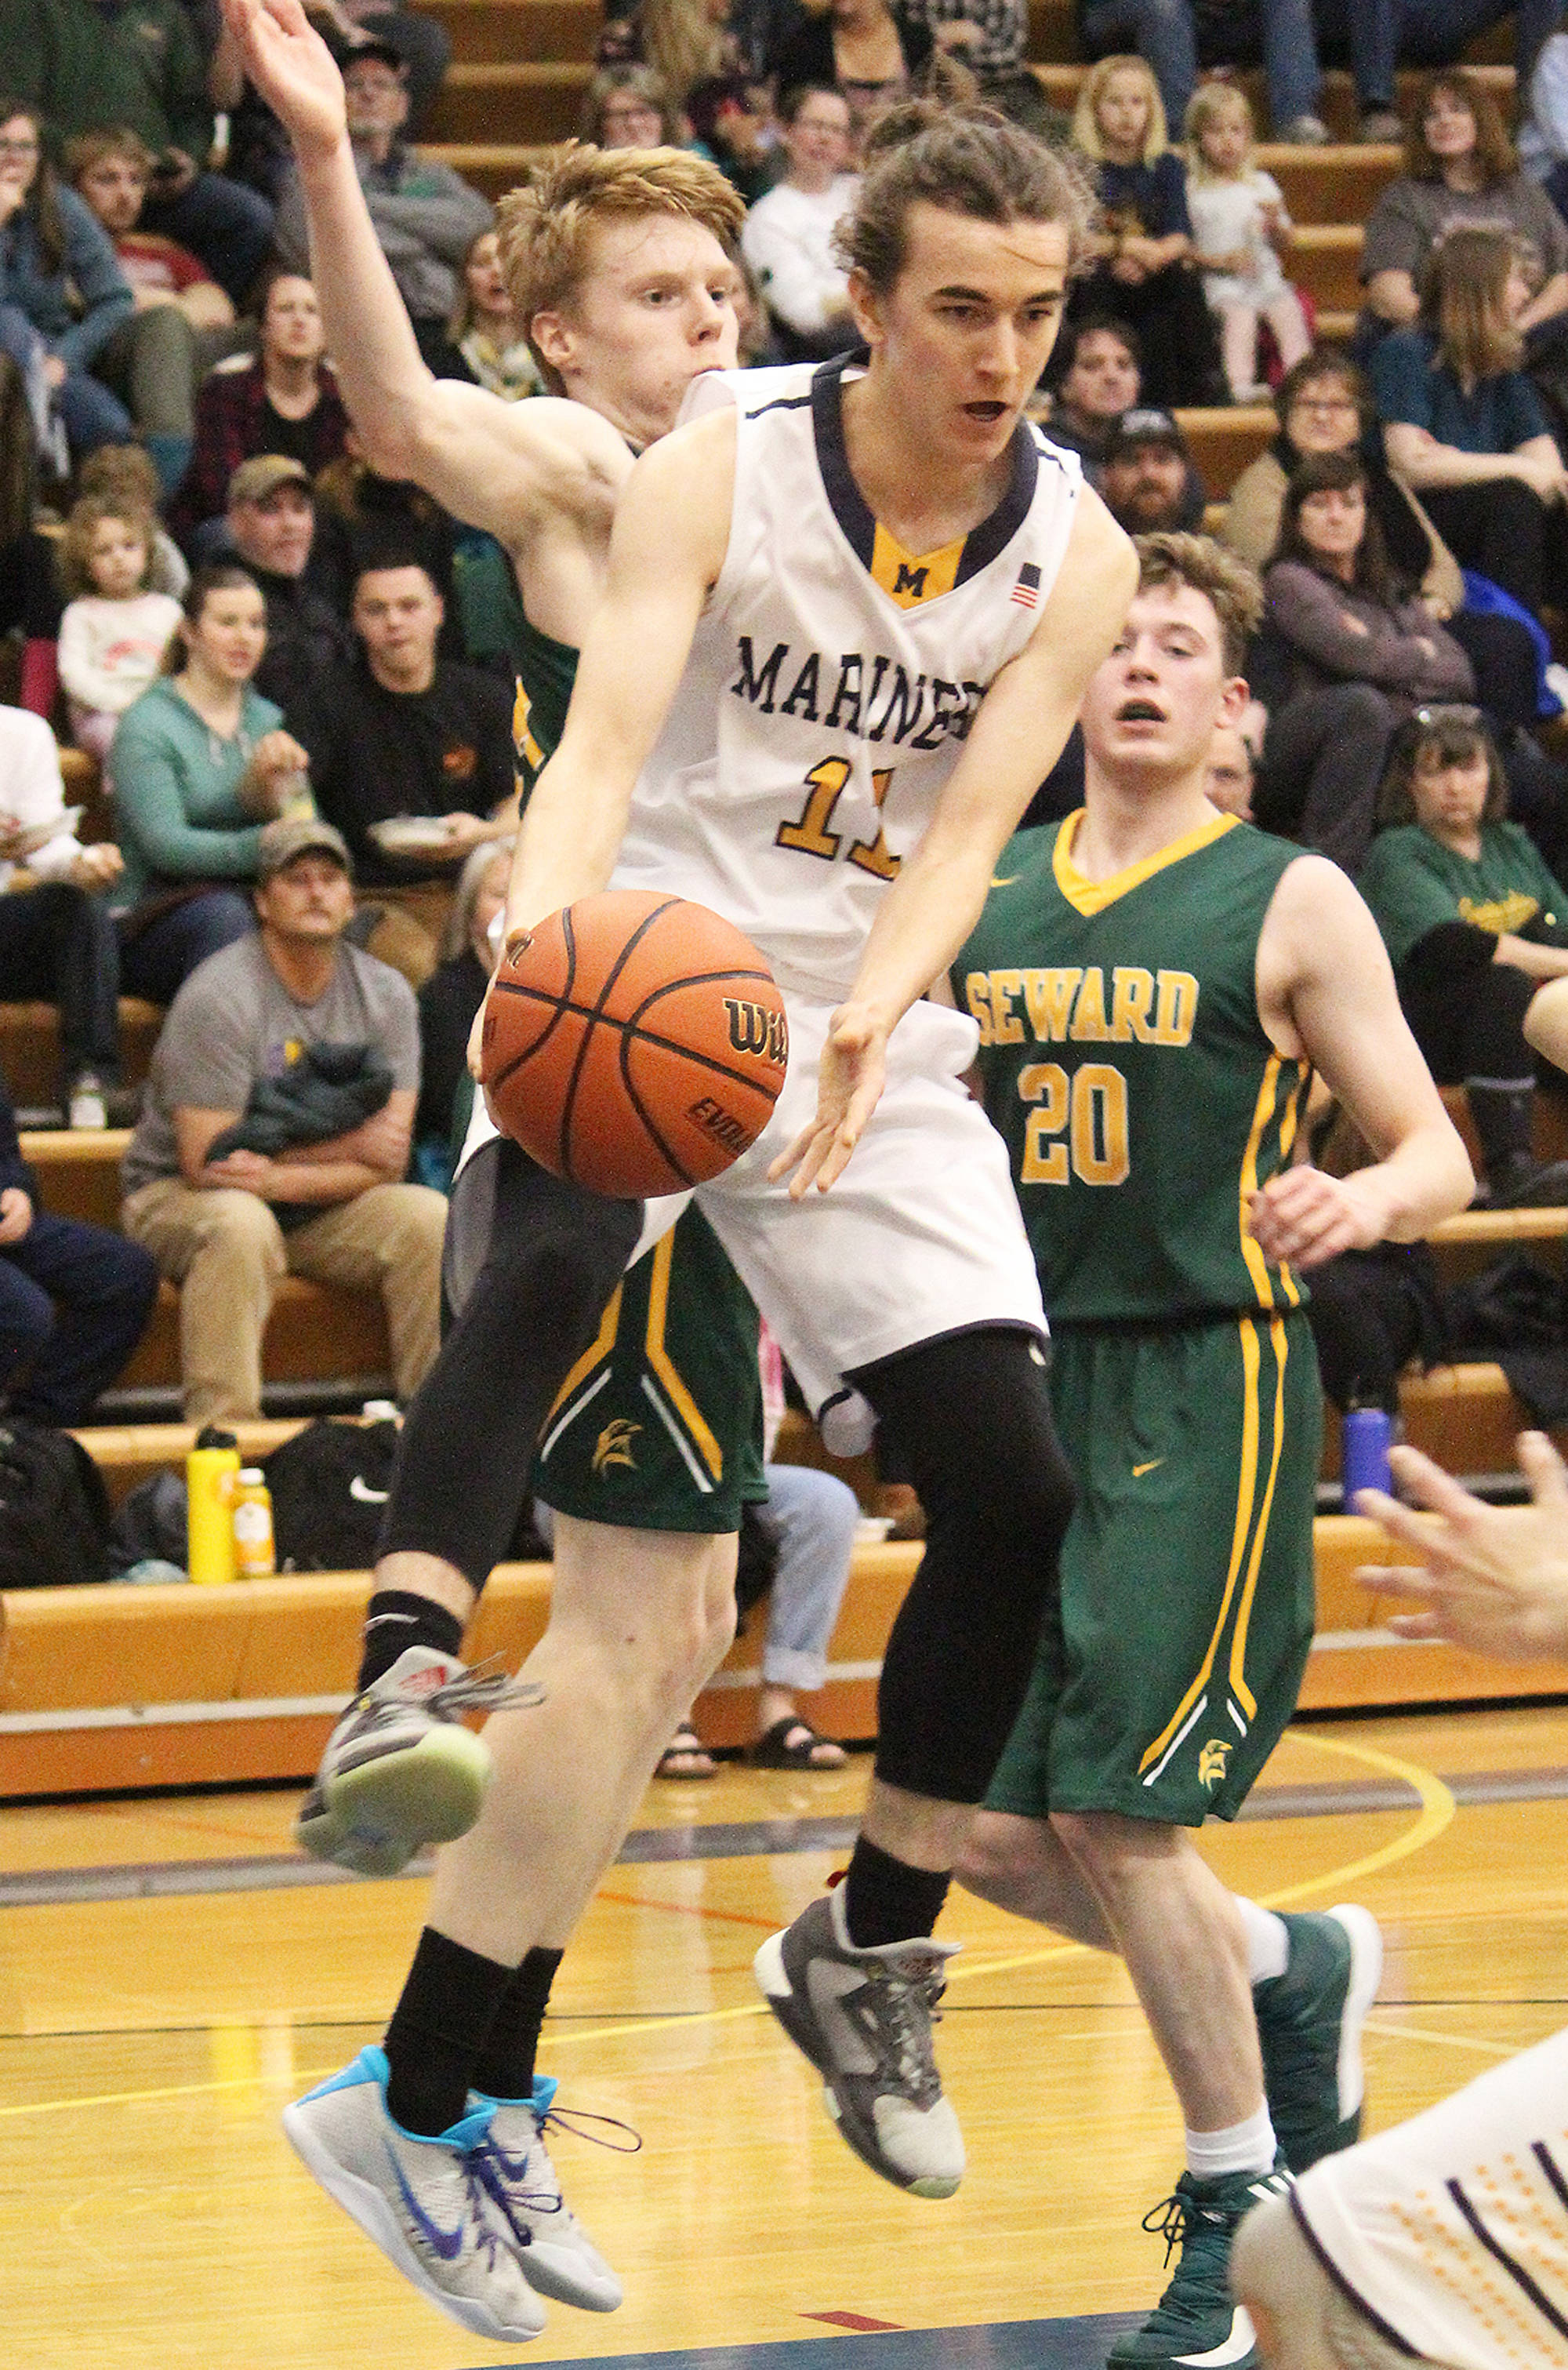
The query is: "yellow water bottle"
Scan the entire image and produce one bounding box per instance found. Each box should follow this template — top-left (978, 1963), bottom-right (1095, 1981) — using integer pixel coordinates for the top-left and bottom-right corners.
top-left (187, 1426), bottom-right (240, 1584)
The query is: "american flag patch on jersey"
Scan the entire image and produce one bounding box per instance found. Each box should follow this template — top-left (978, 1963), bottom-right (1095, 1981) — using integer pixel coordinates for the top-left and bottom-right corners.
top-left (1011, 564), bottom-right (1041, 609)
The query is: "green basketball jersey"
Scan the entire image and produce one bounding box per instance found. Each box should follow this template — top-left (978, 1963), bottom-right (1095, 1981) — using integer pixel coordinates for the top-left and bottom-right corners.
top-left (510, 608), bottom-right (579, 797)
top-left (955, 810), bottom-right (1311, 1324)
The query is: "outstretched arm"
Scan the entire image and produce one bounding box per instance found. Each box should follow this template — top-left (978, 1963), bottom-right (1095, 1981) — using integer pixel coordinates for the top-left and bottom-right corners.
top-left (1358, 1434), bottom-right (1568, 1662)
top-left (776, 487), bottom-right (1138, 1194)
top-left (221, 0), bottom-right (630, 551)
top-left (1250, 855), bottom-right (1472, 1267)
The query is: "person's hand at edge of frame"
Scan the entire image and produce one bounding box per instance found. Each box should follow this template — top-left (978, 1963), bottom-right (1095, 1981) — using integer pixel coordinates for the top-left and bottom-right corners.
top-left (1356, 1433), bottom-right (1568, 1663)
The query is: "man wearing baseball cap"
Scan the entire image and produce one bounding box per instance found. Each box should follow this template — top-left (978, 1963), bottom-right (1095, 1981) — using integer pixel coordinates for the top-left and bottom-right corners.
top-left (121, 811), bottom-right (446, 1423)
top-left (1100, 408), bottom-right (1209, 536)
top-left (225, 454), bottom-right (354, 707)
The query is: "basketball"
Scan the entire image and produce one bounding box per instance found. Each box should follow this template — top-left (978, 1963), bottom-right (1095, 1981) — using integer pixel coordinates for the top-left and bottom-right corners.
top-left (480, 890), bottom-right (789, 1198)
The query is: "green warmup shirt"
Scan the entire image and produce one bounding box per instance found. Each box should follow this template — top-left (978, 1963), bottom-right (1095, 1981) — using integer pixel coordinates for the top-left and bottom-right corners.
top-left (953, 809), bottom-right (1311, 1324)
top-left (1358, 820), bottom-right (1567, 971)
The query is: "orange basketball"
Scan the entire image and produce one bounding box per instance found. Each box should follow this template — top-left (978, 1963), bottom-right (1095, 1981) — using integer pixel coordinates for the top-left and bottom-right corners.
top-left (480, 890), bottom-right (789, 1198)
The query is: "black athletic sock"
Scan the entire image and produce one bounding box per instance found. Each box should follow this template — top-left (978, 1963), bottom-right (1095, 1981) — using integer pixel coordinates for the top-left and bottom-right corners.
top-left (842, 1837), bottom-right (951, 1949)
top-left (471, 1947), bottom-right (564, 2102)
top-left (383, 1927), bottom-right (517, 2136)
top-left (357, 1591), bottom-right (466, 1692)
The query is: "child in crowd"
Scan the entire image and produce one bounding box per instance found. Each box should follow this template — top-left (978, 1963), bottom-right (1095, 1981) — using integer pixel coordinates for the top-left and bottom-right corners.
top-left (56, 496), bottom-right (183, 765)
top-left (1185, 82), bottom-right (1310, 402)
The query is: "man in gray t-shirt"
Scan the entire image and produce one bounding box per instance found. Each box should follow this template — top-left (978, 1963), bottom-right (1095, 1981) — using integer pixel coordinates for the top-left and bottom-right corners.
top-left (122, 815), bottom-right (447, 1423)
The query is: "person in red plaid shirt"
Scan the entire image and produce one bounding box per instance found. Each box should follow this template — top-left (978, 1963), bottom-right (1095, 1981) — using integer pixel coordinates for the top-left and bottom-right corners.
top-left (169, 272), bottom-right (350, 546)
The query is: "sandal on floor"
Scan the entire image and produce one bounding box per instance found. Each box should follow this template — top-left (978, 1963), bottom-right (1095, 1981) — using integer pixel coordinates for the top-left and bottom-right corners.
top-left (748, 1716), bottom-right (847, 1770)
top-left (655, 1722), bottom-right (717, 1780)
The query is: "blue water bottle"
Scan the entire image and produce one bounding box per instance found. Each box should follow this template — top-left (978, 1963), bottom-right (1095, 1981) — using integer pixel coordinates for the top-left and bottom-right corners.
top-left (1342, 1403), bottom-right (1393, 1507)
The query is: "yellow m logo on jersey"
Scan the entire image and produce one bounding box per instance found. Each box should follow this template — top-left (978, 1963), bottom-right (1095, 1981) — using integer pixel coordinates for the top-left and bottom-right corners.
top-left (592, 1419), bottom-right (641, 1474)
top-left (1198, 1739), bottom-right (1232, 1792)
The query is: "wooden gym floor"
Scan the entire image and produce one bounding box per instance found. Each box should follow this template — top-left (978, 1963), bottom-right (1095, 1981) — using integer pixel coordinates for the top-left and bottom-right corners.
top-left (5, 1699), bottom-right (1567, 2370)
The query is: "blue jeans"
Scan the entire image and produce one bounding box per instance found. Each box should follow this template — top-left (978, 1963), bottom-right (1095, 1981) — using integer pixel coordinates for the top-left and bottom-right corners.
top-left (117, 893), bottom-right (256, 1009)
top-left (1312, 0), bottom-right (1398, 106)
top-left (1397, 0), bottom-right (1562, 85)
top-left (0, 1211), bottom-right (159, 1424)
top-left (0, 303), bottom-right (132, 457)
top-left (140, 174), bottom-right (275, 308)
top-left (755, 1462), bottom-right (861, 1694)
top-left (0, 882), bottom-right (122, 1092)
top-left (1080, 0), bottom-right (1322, 130)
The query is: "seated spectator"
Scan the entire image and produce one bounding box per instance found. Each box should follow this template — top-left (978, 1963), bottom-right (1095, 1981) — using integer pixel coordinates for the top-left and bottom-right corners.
top-left (0, 703), bottom-right (127, 1129)
top-left (1359, 707), bottom-right (1568, 1207)
top-left (740, 85), bottom-right (856, 361)
top-left (1203, 718), bottom-right (1256, 816)
top-left (274, 42), bottom-right (491, 365)
top-left (287, 552), bottom-right (517, 892)
top-left (1370, 225), bottom-right (1568, 620)
top-left (413, 834), bottom-right (511, 1185)
top-left (436, 227), bottom-right (542, 401)
top-left (579, 64), bottom-right (688, 147)
top-left (223, 455), bottom-right (356, 707)
top-left (310, 0), bottom-right (453, 129)
top-left (0, 0), bottom-right (274, 307)
top-left (1098, 405), bottom-right (1207, 532)
top-left (0, 1059), bottom-right (158, 1423)
top-left (109, 563), bottom-right (310, 1008)
top-left (0, 103), bottom-right (134, 467)
top-left (168, 272), bottom-right (350, 546)
top-left (600, 0), bottom-right (746, 105)
top-left (772, 0), bottom-right (934, 151)
top-left (1256, 448), bottom-right (1475, 871)
top-left (56, 493), bottom-right (184, 763)
top-left (685, 75), bottom-right (782, 204)
top-left (1041, 313), bottom-right (1142, 472)
top-left (1228, 346), bottom-right (1549, 736)
top-left (1521, 25), bottom-right (1568, 225)
top-left (1360, 71), bottom-right (1568, 349)
top-left (1185, 84), bottom-right (1309, 403)
top-left (1067, 56), bottom-right (1227, 409)
top-left (119, 814), bottom-right (447, 1423)
top-left (78, 444), bottom-right (190, 598)
top-left (1074, 0), bottom-right (1337, 151)
top-left (901, 0), bottom-right (1045, 126)
top-left (66, 127), bottom-right (237, 495)
top-left (307, 438), bottom-right (462, 635)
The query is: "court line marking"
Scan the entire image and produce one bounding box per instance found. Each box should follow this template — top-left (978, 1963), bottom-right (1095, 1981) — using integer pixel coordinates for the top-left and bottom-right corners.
top-left (1362, 2019), bottom-right (1520, 2060)
top-left (0, 1729), bottom-right (1463, 2120)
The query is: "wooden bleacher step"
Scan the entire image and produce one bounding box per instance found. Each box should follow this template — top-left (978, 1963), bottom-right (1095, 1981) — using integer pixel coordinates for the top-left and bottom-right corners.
top-left (0, 1001), bottom-right (161, 1111)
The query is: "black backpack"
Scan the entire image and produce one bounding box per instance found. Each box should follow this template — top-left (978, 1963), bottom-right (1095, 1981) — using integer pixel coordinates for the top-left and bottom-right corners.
top-left (263, 1417), bottom-right (403, 1571)
top-left (0, 1420), bottom-right (112, 1588)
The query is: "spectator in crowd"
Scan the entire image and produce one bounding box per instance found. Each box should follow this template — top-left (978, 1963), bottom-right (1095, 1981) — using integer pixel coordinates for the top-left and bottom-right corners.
top-left (1256, 449), bottom-right (1476, 871)
top-left (437, 227), bottom-right (542, 400)
top-left (1204, 718), bottom-right (1256, 816)
top-left (1040, 313), bottom-right (1142, 472)
top-left (109, 562), bottom-right (310, 1008)
top-left (1073, 0), bottom-right (1336, 151)
top-left (119, 813), bottom-right (447, 1423)
top-left (78, 444), bottom-right (191, 597)
top-left (1360, 70), bottom-right (1568, 348)
top-left (579, 64), bottom-right (688, 147)
top-left (286, 551), bottom-right (517, 891)
top-left (412, 834), bottom-right (510, 1185)
top-left (0, 103), bottom-right (134, 466)
top-left (1370, 224), bottom-right (1568, 619)
top-left (55, 494), bottom-right (184, 764)
top-left (67, 127), bottom-right (237, 494)
top-left (1184, 83), bottom-right (1310, 404)
top-left (1226, 345), bottom-right (1550, 736)
top-left (310, 0), bottom-right (453, 128)
top-left (274, 41), bottom-right (491, 364)
top-left (1359, 707), bottom-right (1568, 1207)
top-left (902, 0), bottom-right (1047, 125)
top-left (1520, 21), bottom-right (1568, 223)
top-left (601, 0), bottom-right (745, 105)
top-left (740, 85), bottom-right (855, 360)
top-left (1067, 56), bottom-right (1227, 408)
top-left (1098, 405), bottom-right (1208, 532)
top-left (168, 272), bottom-right (350, 545)
top-left (685, 75), bottom-right (782, 204)
top-left (0, 1060), bottom-right (158, 1423)
top-left (307, 436), bottom-right (463, 632)
top-left (772, 0), bottom-right (934, 150)
top-left (0, 0), bottom-right (274, 306)
top-left (223, 455), bottom-right (356, 706)
top-left (0, 703), bottom-right (127, 1129)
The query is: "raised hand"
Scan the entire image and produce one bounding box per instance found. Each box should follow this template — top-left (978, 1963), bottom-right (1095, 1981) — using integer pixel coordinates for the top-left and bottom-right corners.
top-left (221, 0), bottom-right (347, 160)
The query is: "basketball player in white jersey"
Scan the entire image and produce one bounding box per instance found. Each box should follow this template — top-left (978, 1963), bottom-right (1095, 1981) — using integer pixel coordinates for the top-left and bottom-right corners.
top-left (1233, 1428), bottom-right (1568, 2368)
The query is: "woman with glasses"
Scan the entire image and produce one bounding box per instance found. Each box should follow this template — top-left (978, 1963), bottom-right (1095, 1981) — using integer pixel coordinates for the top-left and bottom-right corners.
top-left (579, 64), bottom-right (687, 147)
top-left (1359, 705), bottom-right (1568, 1208)
top-left (0, 100), bottom-right (134, 464)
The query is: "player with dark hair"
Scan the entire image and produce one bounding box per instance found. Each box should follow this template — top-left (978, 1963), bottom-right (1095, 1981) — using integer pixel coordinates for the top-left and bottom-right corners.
top-left (951, 533), bottom-right (1472, 2368)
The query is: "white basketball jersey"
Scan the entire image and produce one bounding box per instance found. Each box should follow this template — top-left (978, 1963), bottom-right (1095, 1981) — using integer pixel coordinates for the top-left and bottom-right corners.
top-left (610, 354), bottom-right (1083, 1001)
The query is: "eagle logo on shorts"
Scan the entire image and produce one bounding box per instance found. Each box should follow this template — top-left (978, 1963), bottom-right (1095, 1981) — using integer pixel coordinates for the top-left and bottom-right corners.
top-left (1198, 1739), bottom-right (1232, 1791)
top-left (593, 1419), bottom-right (641, 1474)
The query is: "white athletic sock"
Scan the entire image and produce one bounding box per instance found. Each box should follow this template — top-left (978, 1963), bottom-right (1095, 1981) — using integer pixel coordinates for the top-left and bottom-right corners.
top-left (1235, 1896), bottom-right (1290, 1983)
top-left (1185, 2103), bottom-right (1279, 2180)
